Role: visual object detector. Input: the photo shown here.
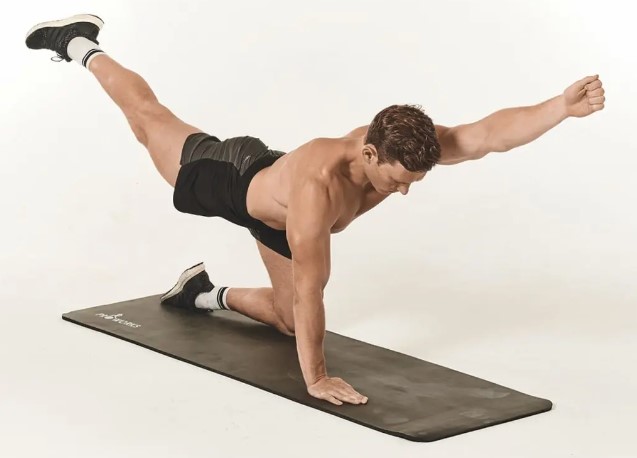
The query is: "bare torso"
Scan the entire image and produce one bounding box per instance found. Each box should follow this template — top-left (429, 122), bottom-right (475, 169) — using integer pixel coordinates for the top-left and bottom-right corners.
top-left (246, 125), bottom-right (390, 234)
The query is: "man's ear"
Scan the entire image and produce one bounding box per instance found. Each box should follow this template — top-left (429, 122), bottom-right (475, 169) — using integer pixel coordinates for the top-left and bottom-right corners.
top-left (363, 144), bottom-right (378, 164)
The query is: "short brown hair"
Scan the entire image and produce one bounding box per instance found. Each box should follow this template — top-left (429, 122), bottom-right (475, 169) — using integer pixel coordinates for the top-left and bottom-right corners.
top-left (365, 104), bottom-right (441, 172)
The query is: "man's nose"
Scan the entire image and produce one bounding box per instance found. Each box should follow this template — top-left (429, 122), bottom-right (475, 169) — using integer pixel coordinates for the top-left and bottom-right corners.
top-left (398, 185), bottom-right (409, 195)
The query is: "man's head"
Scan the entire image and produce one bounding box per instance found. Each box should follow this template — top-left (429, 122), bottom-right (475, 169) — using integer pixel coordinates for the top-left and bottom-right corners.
top-left (362, 104), bottom-right (440, 195)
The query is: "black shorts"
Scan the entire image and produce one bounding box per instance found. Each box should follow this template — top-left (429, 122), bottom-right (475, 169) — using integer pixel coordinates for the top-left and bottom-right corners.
top-left (173, 132), bottom-right (292, 259)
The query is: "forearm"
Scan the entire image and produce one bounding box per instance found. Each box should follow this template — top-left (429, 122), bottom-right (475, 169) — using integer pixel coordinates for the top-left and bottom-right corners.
top-left (481, 94), bottom-right (569, 152)
top-left (293, 292), bottom-right (327, 387)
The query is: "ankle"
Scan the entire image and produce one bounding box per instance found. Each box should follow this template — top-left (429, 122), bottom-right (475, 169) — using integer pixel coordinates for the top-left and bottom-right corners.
top-left (86, 52), bottom-right (108, 72)
top-left (195, 286), bottom-right (230, 311)
top-left (67, 36), bottom-right (104, 68)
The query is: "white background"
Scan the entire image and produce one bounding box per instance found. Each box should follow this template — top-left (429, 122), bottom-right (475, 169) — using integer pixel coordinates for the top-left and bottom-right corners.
top-left (1, 0), bottom-right (635, 456)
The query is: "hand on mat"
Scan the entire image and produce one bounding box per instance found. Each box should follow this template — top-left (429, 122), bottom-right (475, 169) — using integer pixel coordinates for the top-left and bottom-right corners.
top-left (307, 376), bottom-right (368, 406)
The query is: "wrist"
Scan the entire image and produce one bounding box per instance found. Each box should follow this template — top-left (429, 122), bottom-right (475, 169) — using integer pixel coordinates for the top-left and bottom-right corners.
top-left (296, 340), bottom-right (327, 387)
top-left (305, 372), bottom-right (328, 387)
top-left (557, 93), bottom-right (572, 119)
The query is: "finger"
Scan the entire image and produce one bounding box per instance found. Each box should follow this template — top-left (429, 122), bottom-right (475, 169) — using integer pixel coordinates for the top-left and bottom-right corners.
top-left (350, 389), bottom-right (367, 403)
top-left (350, 388), bottom-right (367, 403)
top-left (586, 87), bottom-right (604, 97)
top-left (330, 379), bottom-right (367, 403)
top-left (590, 103), bottom-right (605, 112)
top-left (324, 394), bottom-right (343, 406)
top-left (581, 74), bottom-right (599, 86)
top-left (585, 80), bottom-right (602, 91)
top-left (334, 383), bottom-right (364, 398)
top-left (344, 390), bottom-right (369, 404)
top-left (332, 388), bottom-right (364, 404)
top-left (345, 389), bottom-right (368, 404)
top-left (588, 96), bottom-right (605, 105)
top-left (341, 396), bottom-right (363, 405)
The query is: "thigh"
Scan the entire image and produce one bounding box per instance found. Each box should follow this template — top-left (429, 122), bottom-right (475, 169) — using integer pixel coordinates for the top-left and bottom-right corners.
top-left (140, 102), bottom-right (202, 187)
top-left (256, 240), bottom-right (295, 332)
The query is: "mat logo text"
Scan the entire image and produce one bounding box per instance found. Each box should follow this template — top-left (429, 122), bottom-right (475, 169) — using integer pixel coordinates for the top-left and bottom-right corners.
top-left (95, 313), bottom-right (142, 328)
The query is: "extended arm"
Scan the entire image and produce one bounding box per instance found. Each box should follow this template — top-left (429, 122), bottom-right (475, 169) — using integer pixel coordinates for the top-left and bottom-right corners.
top-left (437, 75), bottom-right (605, 165)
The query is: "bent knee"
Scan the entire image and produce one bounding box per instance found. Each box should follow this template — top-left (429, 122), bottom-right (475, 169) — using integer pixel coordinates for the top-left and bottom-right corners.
top-left (272, 313), bottom-right (294, 336)
top-left (275, 312), bottom-right (295, 337)
top-left (279, 326), bottom-right (295, 337)
top-left (272, 291), bottom-right (295, 336)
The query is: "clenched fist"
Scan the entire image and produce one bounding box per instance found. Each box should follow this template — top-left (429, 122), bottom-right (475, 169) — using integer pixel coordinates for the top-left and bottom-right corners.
top-left (563, 74), bottom-right (606, 118)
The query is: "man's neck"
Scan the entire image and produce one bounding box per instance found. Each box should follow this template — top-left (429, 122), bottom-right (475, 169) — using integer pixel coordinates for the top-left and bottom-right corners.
top-left (340, 136), bottom-right (372, 190)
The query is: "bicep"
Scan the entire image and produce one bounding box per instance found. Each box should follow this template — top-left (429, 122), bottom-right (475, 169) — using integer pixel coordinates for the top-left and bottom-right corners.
top-left (286, 181), bottom-right (338, 295)
top-left (436, 123), bottom-right (489, 165)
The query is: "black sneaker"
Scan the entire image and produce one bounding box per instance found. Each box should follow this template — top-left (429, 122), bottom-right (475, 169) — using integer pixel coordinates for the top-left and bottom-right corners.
top-left (160, 262), bottom-right (215, 312)
top-left (25, 14), bottom-right (104, 62)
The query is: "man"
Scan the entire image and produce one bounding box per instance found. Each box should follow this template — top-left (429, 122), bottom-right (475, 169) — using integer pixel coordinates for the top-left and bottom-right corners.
top-left (25, 14), bottom-right (605, 407)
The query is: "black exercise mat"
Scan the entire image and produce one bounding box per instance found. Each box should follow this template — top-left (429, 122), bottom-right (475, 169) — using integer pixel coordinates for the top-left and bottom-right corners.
top-left (62, 295), bottom-right (552, 442)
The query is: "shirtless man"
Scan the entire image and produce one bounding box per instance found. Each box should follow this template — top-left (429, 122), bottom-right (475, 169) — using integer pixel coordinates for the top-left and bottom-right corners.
top-left (26, 14), bottom-right (605, 407)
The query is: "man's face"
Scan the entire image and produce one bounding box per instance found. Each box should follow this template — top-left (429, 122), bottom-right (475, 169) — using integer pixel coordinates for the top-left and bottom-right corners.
top-left (364, 147), bottom-right (426, 195)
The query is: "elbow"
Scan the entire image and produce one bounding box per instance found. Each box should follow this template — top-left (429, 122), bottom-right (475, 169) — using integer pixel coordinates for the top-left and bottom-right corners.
top-left (489, 144), bottom-right (510, 154)
top-left (483, 131), bottom-right (510, 154)
top-left (469, 148), bottom-right (492, 160)
top-left (464, 145), bottom-right (492, 161)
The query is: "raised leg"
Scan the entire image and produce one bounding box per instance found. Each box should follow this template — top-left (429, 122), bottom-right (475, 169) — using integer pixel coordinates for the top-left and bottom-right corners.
top-left (25, 14), bottom-right (200, 187)
top-left (27, 16), bottom-right (298, 336)
top-left (87, 54), bottom-right (201, 187)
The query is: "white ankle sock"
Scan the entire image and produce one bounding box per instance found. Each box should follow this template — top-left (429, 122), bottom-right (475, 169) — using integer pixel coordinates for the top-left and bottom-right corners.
top-left (67, 36), bottom-right (104, 68)
top-left (195, 286), bottom-right (230, 310)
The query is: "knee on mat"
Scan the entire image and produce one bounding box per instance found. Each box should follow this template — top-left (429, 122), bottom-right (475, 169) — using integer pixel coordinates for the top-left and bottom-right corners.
top-left (275, 318), bottom-right (295, 337)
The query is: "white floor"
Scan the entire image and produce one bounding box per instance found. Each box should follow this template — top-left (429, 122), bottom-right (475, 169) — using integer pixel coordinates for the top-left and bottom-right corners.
top-left (2, 1), bottom-right (635, 457)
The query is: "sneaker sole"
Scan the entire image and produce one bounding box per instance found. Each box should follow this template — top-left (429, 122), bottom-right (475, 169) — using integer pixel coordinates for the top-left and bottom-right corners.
top-left (25, 13), bottom-right (104, 41)
top-left (160, 262), bottom-right (205, 302)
